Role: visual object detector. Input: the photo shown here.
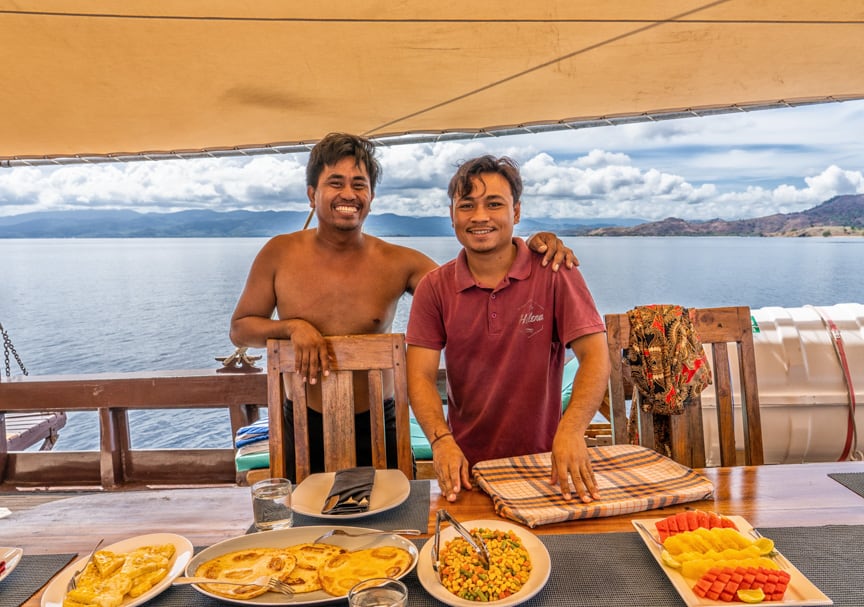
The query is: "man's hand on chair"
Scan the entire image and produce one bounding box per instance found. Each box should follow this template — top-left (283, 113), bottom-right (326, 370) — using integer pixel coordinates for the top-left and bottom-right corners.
top-left (288, 320), bottom-right (332, 383)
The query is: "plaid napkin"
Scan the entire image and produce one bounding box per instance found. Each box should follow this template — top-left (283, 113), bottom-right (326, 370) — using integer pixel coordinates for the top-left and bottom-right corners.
top-left (473, 444), bottom-right (714, 528)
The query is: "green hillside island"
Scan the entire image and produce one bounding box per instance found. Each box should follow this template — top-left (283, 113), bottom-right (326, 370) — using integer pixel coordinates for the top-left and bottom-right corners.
top-left (0, 194), bottom-right (860, 238)
top-left (584, 194), bottom-right (864, 237)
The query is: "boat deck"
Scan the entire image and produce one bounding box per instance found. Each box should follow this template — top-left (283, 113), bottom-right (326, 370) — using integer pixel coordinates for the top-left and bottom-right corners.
top-left (0, 489), bottom-right (90, 513)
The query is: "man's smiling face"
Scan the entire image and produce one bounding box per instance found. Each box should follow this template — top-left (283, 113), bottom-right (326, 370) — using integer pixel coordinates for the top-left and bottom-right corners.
top-left (308, 156), bottom-right (373, 231)
top-left (450, 171), bottom-right (520, 254)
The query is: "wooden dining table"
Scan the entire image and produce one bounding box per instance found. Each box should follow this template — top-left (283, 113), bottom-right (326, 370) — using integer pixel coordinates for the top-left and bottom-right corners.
top-left (8, 460), bottom-right (864, 606)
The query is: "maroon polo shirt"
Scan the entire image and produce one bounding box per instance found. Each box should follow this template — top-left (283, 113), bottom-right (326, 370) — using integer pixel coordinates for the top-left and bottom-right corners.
top-left (407, 239), bottom-right (605, 467)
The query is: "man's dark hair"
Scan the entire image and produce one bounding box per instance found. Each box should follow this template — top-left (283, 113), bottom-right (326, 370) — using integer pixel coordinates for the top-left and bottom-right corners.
top-left (448, 155), bottom-right (523, 204)
top-left (306, 133), bottom-right (382, 195)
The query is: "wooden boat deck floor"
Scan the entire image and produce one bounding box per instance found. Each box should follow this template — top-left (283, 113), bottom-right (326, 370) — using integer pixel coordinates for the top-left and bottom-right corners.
top-left (0, 484), bottom-right (236, 514)
top-left (0, 490), bottom-right (102, 513)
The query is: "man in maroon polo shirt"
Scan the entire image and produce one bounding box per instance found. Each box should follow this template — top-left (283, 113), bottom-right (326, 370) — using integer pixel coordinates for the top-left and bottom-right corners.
top-left (406, 155), bottom-right (610, 503)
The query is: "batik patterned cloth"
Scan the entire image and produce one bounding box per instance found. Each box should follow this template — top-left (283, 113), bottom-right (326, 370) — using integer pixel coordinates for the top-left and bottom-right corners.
top-left (472, 444), bottom-right (714, 528)
top-left (625, 305), bottom-right (712, 453)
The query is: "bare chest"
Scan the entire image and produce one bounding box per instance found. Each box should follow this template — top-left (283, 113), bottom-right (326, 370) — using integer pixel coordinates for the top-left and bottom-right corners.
top-left (273, 263), bottom-right (406, 335)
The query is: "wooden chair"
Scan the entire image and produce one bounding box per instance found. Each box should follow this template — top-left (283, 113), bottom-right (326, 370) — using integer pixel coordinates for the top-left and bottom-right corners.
top-left (605, 306), bottom-right (764, 467)
top-left (267, 333), bottom-right (414, 483)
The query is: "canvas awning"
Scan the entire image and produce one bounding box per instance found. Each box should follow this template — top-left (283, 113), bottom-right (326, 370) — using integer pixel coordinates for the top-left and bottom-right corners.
top-left (2, 1), bottom-right (863, 166)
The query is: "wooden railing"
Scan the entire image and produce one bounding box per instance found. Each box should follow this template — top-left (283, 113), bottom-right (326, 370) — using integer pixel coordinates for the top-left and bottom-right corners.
top-left (1, 367), bottom-right (613, 491)
top-left (0, 369), bottom-right (267, 490)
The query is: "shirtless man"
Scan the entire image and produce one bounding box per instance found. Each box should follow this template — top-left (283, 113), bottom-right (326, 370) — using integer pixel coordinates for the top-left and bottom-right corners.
top-left (229, 133), bottom-right (576, 477)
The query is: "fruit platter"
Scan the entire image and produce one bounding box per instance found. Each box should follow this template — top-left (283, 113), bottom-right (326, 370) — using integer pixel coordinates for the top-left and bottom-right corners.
top-left (632, 510), bottom-right (833, 606)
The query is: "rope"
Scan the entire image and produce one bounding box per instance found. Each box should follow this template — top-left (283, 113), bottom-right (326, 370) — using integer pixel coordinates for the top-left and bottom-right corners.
top-left (807, 306), bottom-right (862, 461)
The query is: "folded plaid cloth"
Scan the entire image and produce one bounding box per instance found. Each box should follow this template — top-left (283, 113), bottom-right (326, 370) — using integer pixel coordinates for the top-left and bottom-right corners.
top-left (322, 466), bottom-right (376, 515)
top-left (473, 444), bottom-right (714, 528)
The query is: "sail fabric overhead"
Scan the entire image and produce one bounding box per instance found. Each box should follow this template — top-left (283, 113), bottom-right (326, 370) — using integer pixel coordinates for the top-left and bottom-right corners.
top-left (2, 0), bottom-right (863, 165)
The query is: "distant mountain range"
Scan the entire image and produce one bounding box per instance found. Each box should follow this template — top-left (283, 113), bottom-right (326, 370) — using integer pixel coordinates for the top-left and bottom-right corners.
top-left (583, 194), bottom-right (864, 237)
top-left (0, 194), bottom-right (860, 238)
top-left (0, 209), bottom-right (640, 238)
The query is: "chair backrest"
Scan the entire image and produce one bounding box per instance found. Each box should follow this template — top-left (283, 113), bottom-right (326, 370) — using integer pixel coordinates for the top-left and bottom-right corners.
top-left (605, 306), bottom-right (764, 467)
top-left (267, 333), bottom-right (414, 483)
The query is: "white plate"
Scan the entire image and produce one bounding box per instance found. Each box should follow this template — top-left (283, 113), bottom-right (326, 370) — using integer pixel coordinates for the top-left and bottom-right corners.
top-left (632, 515), bottom-right (833, 606)
top-left (186, 525), bottom-right (419, 605)
top-left (0, 547), bottom-right (24, 583)
top-left (40, 533), bottom-right (193, 607)
top-left (417, 519), bottom-right (551, 607)
top-left (291, 469), bottom-right (410, 519)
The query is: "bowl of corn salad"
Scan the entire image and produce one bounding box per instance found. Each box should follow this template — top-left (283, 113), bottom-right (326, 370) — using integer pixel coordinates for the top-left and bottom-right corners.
top-left (417, 520), bottom-right (551, 606)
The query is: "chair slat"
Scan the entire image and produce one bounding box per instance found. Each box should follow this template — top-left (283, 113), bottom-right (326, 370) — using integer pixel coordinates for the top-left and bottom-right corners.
top-left (322, 370), bottom-right (358, 472)
top-left (267, 334), bottom-right (414, 482)
top-left (605, 306), bottom-right (764, 467)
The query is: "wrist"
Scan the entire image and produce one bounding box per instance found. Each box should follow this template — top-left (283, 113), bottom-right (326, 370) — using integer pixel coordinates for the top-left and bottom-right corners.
top-left (429, 430), bottom-right (454, 448)
top-left (284, 318), bottom-right (310, 338)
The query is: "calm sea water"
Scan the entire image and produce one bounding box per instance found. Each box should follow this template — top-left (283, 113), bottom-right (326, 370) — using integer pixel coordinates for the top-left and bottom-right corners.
top-left (2, 236), bottom-right (862, 451)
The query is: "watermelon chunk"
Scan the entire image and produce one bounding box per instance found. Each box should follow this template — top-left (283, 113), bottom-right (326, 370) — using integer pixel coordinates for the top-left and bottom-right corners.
top-left (686, 511), bottom-right (699, 531)
top-left (654, 510), bottom-right (739, 540)
top-left (668, 517), bottom-right (679, 533)
top-left (656, 519), bottom-right (670, 542)
top-left (692, 566), bottom-right (789, 602)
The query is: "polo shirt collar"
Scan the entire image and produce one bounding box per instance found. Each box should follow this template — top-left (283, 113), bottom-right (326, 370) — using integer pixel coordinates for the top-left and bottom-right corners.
top-left (453, 238), bottom-right (532, 292)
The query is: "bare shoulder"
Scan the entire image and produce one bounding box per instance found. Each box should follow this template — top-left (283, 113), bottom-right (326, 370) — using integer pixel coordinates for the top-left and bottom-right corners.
top-left (367, 236), bottom-right (437, 293)
top-left (264, 230), bottom-right (310, 249)
top-left (255, 231), bottom-right (313, 259)
top-left (368, 236), bottom-right (436, 270)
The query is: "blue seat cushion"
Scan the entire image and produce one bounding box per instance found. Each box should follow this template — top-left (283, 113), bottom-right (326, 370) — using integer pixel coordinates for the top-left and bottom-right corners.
top-left (234, 420), bottom-right (435, 470)
top-left (410, 418), bottom-right (433, 460)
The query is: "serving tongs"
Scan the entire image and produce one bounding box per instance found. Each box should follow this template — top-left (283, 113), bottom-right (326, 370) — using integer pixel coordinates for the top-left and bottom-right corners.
top-left (431, 510), bottom-right (490, 580)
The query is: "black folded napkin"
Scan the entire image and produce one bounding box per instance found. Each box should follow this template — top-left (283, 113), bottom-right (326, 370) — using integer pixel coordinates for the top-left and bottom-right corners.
top-left (322, 466), bottom-right (376, 515)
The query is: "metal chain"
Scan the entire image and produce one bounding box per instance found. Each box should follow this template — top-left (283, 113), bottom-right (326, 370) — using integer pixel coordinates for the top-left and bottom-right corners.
top-left (1, 322), bottom-right (28, 377)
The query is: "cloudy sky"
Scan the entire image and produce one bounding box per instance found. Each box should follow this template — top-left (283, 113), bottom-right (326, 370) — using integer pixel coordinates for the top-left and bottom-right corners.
top-left (1, 99), bottom-right (863, 222)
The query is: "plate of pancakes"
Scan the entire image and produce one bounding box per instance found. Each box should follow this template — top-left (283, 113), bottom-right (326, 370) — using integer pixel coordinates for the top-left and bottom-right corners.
top-left (185, 526), bottom-right (419, 605)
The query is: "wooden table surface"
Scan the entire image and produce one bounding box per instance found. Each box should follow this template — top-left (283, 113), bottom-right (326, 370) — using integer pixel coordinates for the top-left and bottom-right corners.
top-left (6, 460), bottom-right (864, 606)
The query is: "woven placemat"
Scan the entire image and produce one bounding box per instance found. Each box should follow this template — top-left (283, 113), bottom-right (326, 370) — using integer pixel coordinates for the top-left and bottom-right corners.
top-left (146, 584), bottom-right (225, 607)
top-left (27, 524), bottom-right (864, 607)
top-left (828, 472), bottom-right (864, 498)
top-left (759, 524), bottom-right (863, 607)
top-left (1, 553), bottom-right (75, 607)
top-left (144, 533), bottom-right (685, 607)
top-left (421, 532), bottom-right (687, 607)
top-left (246, 480), bottom-right (431, 534)
top-left (118, 527), bottom-right (864, 607)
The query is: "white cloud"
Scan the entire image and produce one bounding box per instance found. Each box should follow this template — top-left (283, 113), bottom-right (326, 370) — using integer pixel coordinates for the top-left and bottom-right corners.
top-left (1, 100), bottom-right (863, 221)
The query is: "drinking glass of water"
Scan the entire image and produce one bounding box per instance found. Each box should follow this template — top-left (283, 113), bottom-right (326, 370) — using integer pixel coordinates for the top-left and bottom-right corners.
top-left (348, 578), bottom-right (408, 607)
top-left (251, 477), bottom-right (293, 531)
